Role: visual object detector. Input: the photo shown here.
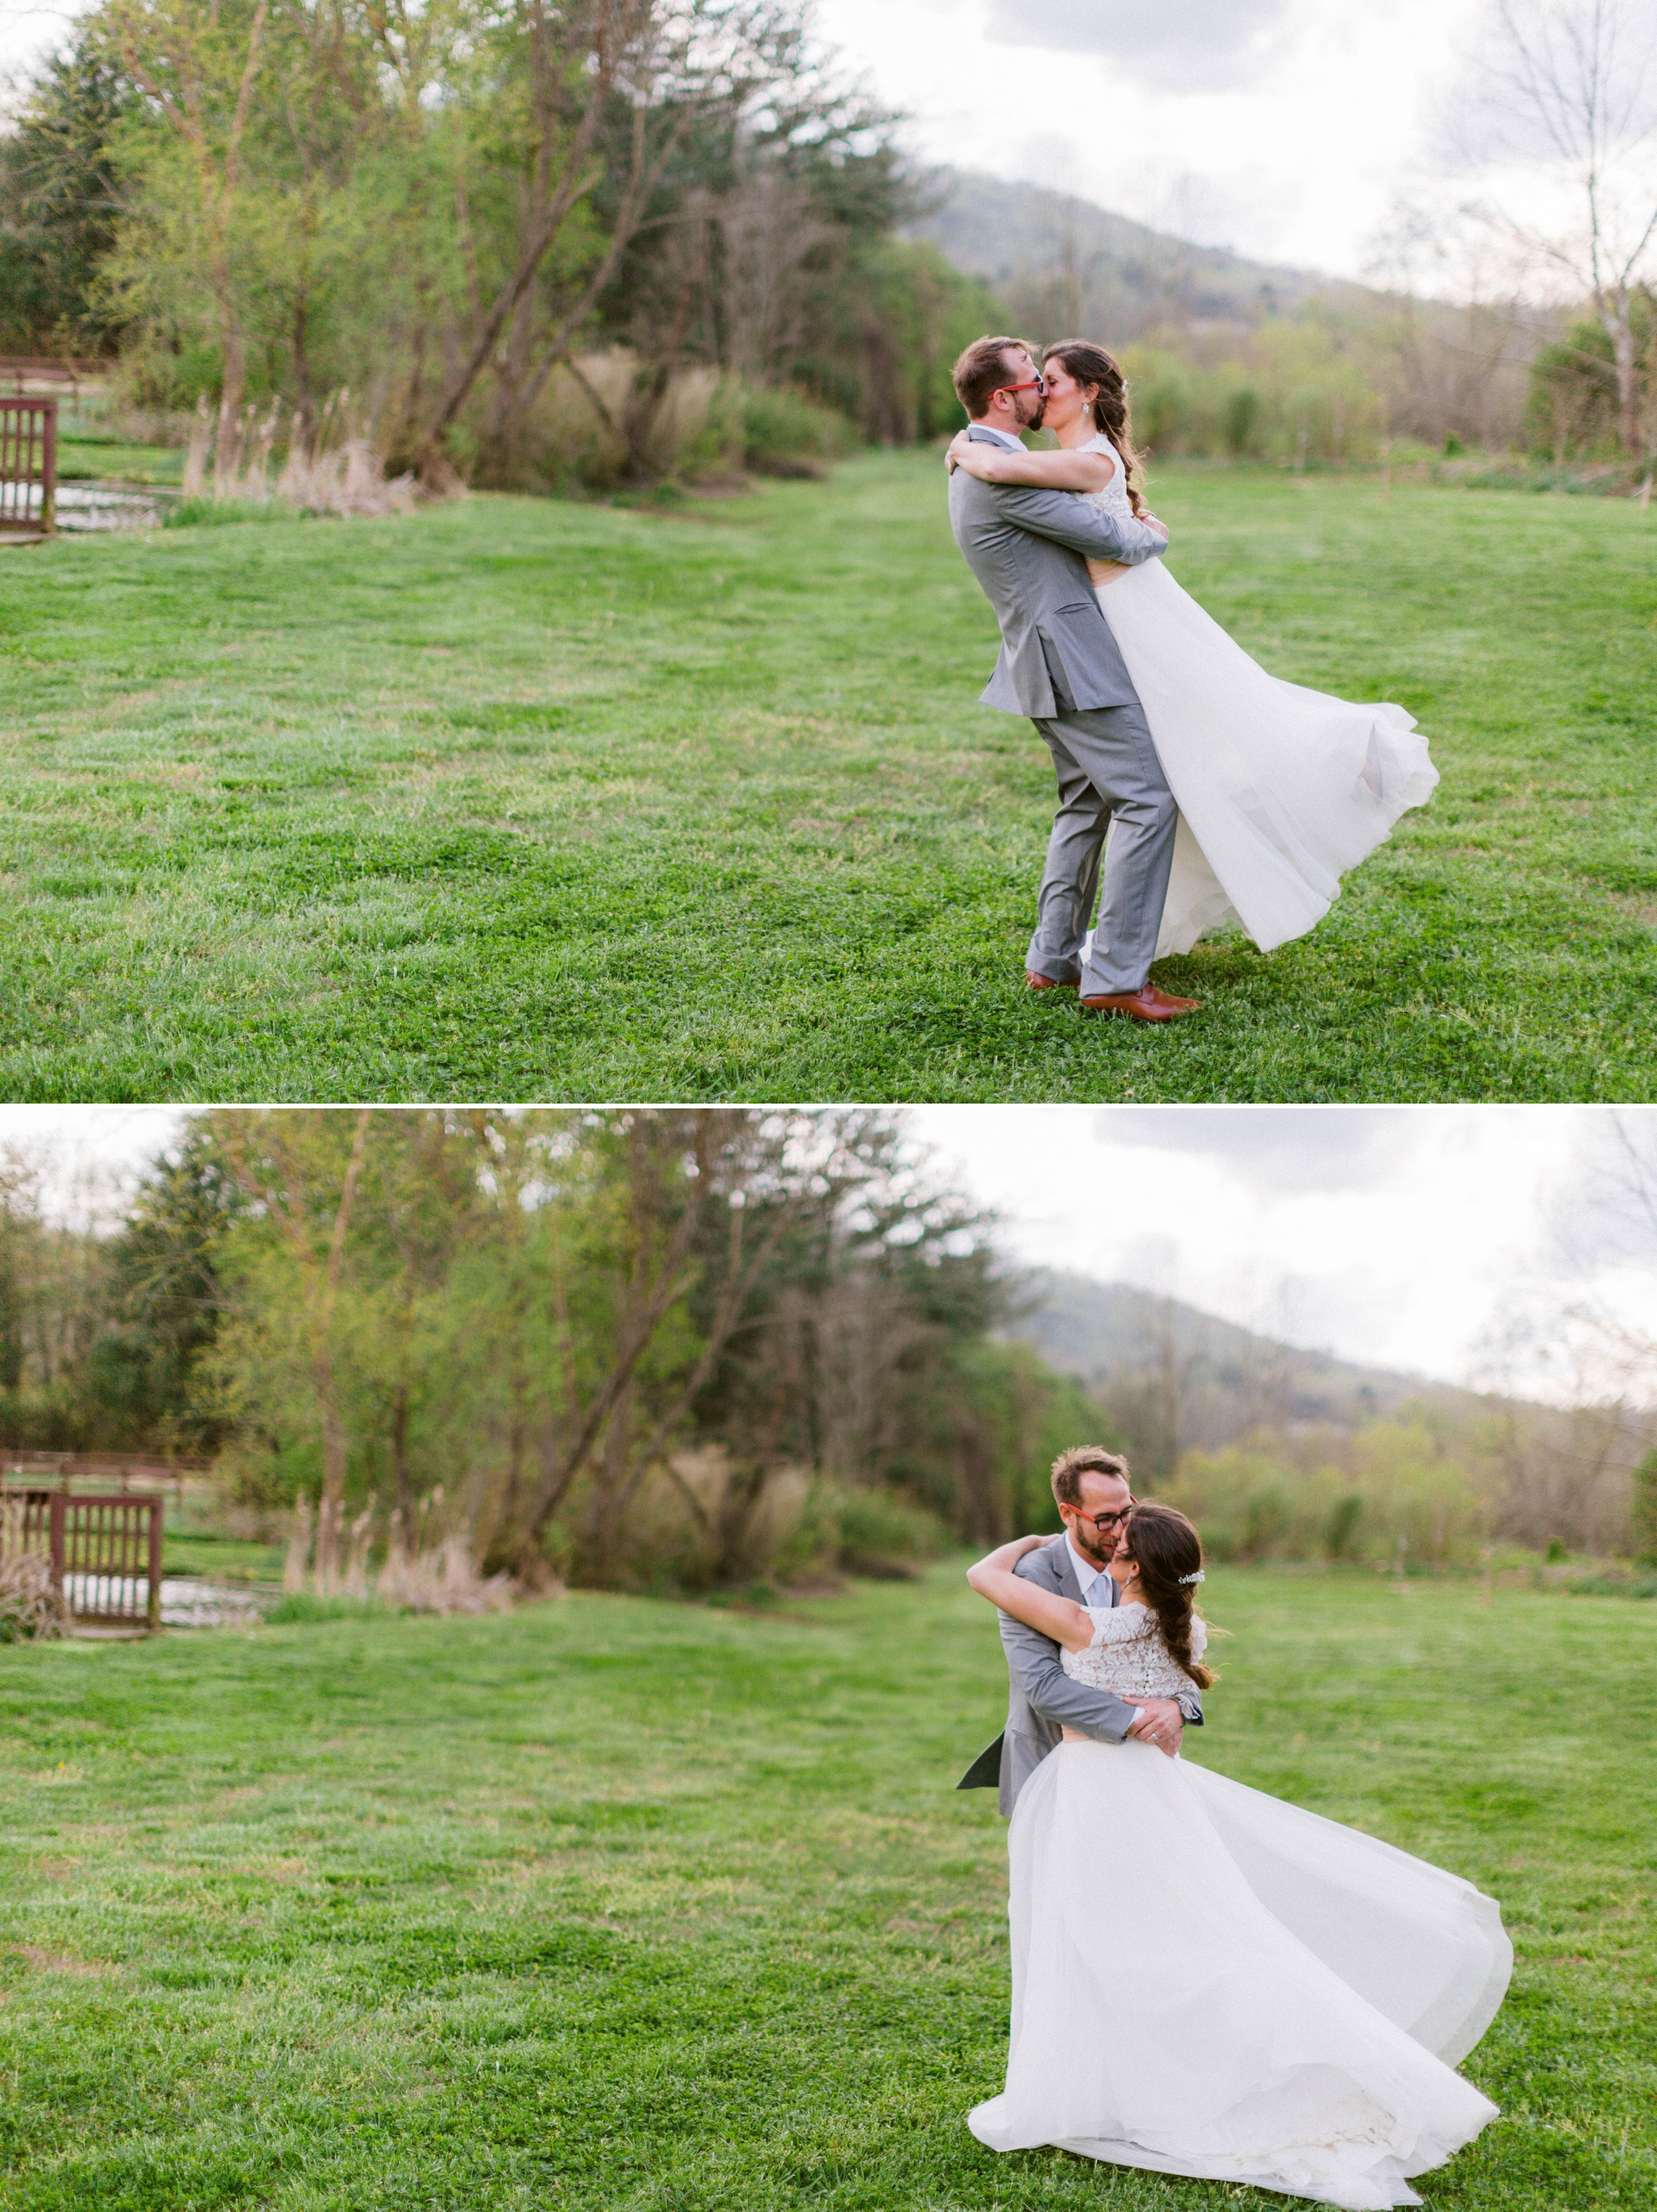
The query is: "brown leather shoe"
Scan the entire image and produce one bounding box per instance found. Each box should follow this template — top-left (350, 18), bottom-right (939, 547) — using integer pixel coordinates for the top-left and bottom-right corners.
top-left (1025, 970), bottom-right (1076, 991)
top-left (1079, 985), bottom-right (1199, 1021)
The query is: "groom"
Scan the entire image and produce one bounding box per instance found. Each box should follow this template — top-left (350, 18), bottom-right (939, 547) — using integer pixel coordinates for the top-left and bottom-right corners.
top-left (947, 337), bottom-right (1196, 1023)
top-left (957, 1446), bottom-right (1201, 1814)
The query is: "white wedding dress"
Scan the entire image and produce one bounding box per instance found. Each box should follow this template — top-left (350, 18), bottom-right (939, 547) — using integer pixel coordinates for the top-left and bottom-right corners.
top-left (968, 1604), bottom-right (1511, 2210)
top-left (1076, 437), bottom-right (1440, 956)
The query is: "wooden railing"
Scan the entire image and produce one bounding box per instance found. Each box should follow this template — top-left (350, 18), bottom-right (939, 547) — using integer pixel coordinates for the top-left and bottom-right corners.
top-left (1, 1489), bottom-right (163, 1629)
top-left (2, 1449), bottom-right (210, 1493)
top-left (0, 356), bottom-right (106, 394)
top-left (0, 396), bottom-right (57, 538)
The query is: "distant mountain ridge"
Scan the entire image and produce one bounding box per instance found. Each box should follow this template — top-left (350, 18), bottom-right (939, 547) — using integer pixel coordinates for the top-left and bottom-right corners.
top-left (1004, 1272), bottom-right (1498, 1479)
top-left (909, 169), bottom-right (1382, 341)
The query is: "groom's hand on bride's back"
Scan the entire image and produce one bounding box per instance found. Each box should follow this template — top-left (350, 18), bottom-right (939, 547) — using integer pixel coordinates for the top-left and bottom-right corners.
top-left (1126, 1697), bottom-right (1184, 1758)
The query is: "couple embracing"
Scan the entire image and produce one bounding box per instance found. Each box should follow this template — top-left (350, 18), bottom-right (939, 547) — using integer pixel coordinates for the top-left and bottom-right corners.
top-left (958, 1446), bottom-right (1512, 2210)
top-left (946, 337), bottom-right (1439, 1018)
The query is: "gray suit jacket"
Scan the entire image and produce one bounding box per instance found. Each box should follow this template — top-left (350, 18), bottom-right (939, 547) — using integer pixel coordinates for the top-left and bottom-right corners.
top-left (957, 1536), bottom-right (1203, 1817)
top-left (947, 424), bottom-right (1168, 719)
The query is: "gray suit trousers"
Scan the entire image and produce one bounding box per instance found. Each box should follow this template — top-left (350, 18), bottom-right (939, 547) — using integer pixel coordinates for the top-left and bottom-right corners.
top-left (1025, 699), bottom-right (1177, 998)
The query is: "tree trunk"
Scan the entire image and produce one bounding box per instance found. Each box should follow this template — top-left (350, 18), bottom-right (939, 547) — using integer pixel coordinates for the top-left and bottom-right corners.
top-left (1607, 299), bottom-right (1641, 458)
top-left (214, 301), bottom-right (246, 491)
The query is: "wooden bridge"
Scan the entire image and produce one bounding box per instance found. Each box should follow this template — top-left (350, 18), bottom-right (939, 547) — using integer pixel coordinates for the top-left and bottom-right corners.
top-left (2, 1489), bottom-right (164, 1631)
top-left (0, 396), bottom-right (57, 541)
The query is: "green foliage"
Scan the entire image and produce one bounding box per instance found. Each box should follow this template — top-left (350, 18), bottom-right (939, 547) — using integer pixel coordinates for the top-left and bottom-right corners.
top-left (1526, 306), bottom-right (1655, 458)
top-left (0, 1570), bottom-right (1651, 2208)
top-left (11, 1107), bottom-right (1073, 1582)
top-left (0, 456), bottom-right (1654, 1102)
top-left (1224, 383), bottom-right (1262, 456)
top-left (1121, 317), bottom-right (1388, 463)
top-left (797, 236), bottom-right (1005, 441)
top-left (4, 0), bottom-right (934, 485)
top-left (71, 1128), bottom-right (245, 1453)
top-left (1166, 1419), bottom-right (1495, 1567)
top-left (1634, 1451), bottom-right (1657, 1566)
top-left (735, 382), bottom-right (858, 474)
top-left (0, 36), bottom-right (129, 353)
top-left (776, 1479), bottom-right (949, 1579)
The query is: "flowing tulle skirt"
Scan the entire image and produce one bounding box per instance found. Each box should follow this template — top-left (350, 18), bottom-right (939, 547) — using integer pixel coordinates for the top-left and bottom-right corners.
top-left (1089, 557), bottom-right (1439, 958)
top-left (968, 1740), bottom-right (1511, 2210)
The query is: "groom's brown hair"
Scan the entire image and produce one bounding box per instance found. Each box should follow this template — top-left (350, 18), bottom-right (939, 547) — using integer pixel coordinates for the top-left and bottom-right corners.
top-left (952, 335), bottom-right (1033, 419)
top-left (1050, 1445), bottom-right (1130, 1506)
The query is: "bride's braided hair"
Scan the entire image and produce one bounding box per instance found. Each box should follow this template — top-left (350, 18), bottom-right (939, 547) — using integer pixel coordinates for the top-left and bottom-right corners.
top-left (1041, 340), bottom-right (1148, 518)
top-left (1123, 1503), bottom-right (1214, 1688)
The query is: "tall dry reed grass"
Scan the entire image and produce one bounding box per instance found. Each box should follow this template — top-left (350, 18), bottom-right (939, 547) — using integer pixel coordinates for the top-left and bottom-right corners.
top-left (180, 391), bottom-right (421, 516)
top-left (0, 1498), bottom-right (67, 1642)
top-left (279, 1490), bottom-right (515, 1614)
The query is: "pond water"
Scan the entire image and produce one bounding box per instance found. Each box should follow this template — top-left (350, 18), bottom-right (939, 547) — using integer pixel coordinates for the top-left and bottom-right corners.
top-left (64, 1573), bottom-right (268, 1627)
top-left (56, 482), bottom-right (181, 532)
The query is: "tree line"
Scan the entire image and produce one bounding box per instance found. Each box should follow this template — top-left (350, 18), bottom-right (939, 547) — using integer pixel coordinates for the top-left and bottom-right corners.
top-left (0, 0), bottom-right (998, 486)
top-left (3, 1110), bottom-right (1648, 1584)
top-left (0, 1109), bottom-right (1104, 1588)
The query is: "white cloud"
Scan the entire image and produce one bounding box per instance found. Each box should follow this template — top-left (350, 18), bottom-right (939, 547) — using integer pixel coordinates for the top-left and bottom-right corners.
top-left (984, 0), bottom-right (1301, 93)
top-left (1085, 1104), bottom-right (1422, 1193)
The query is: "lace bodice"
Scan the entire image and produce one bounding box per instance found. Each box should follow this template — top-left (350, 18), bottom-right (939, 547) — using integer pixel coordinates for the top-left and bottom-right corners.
top-left (1062, 1600), bottom-right (1206, 1702)
top-left (1079, 432), bottom-right (1135, 523)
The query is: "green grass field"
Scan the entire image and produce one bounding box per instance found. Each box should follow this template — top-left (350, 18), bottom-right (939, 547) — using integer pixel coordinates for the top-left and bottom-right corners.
top-left (2, 1567), bottom-right (1651, 2210)
top-left (162, 1530), bottom-right (285, 1585)
top-left (1, 453), bottom-right (1653, 1100)
top-left (54, 437), bottom-right (184, 487)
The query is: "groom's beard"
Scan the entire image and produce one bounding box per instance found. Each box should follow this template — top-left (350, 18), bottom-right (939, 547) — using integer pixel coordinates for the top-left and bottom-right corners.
top-left (1069, 1528), bottom-right (1116, 1574)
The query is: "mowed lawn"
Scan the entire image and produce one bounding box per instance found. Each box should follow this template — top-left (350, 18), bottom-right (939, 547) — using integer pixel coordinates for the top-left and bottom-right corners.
top-left (0, 455), bottom-right (1653, 1100)
top-left (1, 1570), bottom-right (1651, 2211)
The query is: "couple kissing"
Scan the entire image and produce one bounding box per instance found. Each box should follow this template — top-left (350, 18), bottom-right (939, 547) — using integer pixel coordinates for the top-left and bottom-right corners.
top-left (946, 337), bottom-right (1439, 1020)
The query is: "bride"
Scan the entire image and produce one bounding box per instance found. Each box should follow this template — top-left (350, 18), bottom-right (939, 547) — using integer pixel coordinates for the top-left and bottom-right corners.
top-left (964, 1505), bottom-right (1511, 2210)
top-left (947, 344), bottom-right (1439, 957)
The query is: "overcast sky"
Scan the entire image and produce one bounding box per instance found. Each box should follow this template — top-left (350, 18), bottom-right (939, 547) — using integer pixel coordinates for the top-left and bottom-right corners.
top-left (8, 1104), bottom-right (1655, 1396)
top-left (812, 0), bottom-right (1491, 277)
top-left (908, 1104), bottom-right (1657, 1390)
top-left (0, 0), bottom-right (1536, 282)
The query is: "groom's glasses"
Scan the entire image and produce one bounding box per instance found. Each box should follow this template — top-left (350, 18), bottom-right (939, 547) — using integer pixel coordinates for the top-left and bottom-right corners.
top-left (1065, 1505), bottom-right (1133, 1535)
top-left (995, 376), bottom-right (1047, 396)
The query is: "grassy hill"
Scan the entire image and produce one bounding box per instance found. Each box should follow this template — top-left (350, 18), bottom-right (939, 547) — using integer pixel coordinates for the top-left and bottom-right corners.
top-left (1, 1570), bottom-right (1650, 2209)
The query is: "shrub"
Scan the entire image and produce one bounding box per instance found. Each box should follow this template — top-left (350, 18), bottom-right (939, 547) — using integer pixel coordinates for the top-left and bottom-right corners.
top-left (460, 350), bottom-right (856, 495)
top-left (734, 383), bottom-right (856, 477)
top-left (774, 1480), bottom-right (947, 1583)
top-left (1165, 1422), bottom-right (1487, 1568)
top-left (1224, 385), bottom-right (1261, 456)
top-left (1324, 1491), bottom-right (1365, 1562)
top-left (1632, 1451), bottom-right (1657, 1566)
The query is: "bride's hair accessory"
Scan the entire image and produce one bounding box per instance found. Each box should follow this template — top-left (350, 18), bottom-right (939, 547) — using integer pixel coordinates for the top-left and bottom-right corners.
top-left (1177, 1570), bottom-right (1205, 1586)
